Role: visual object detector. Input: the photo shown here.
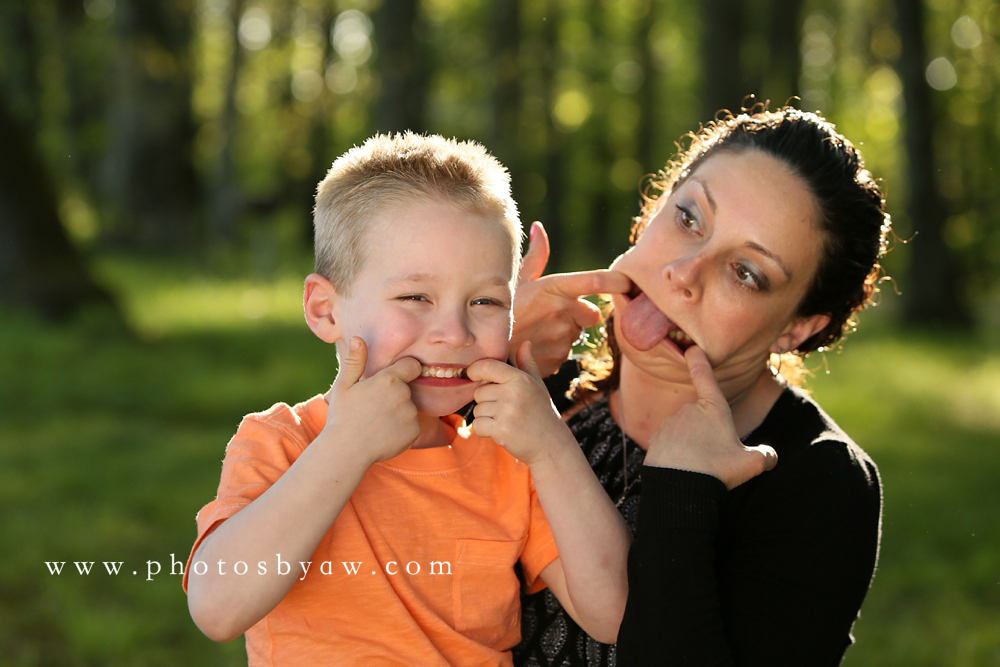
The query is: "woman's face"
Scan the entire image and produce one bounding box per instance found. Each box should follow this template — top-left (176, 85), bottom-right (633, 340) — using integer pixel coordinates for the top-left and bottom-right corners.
top-left (610, 149), bottom-right (830, 385)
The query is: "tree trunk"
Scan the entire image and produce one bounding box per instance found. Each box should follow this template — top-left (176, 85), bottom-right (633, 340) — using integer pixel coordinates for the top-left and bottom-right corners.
top-left (700, 0), bottom-right (746, 122)
top-left (764, 0), bottom-right (804, 106)
top-left (0, 91), bottom-right (118, 321)
top-left (540, 0), bottom-right (566, 270)
top-left (893, 0), bottom-right (971, 327)
top-left (373, 0), bottom-right (427, 133)
top-left (209, 0), bottom-right (246, 244)
top-left (103, 0), bottom-right (202, 251)
top-left (636, 3), bottom-right (657, 176)
top-left (489, 0), bottom-right (522, 181)
top-left (301, 5), bottom-right (338, 247)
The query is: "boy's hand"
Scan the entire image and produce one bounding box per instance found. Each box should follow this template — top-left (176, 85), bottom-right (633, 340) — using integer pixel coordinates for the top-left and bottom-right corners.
top-left (467, 342), bottom-right (573, 466)
top-left (323, 337), bottom-right (422, 464)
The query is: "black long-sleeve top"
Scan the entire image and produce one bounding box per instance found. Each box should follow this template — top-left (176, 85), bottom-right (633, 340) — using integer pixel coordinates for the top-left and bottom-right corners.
top-left (515, 385), bottom-right (882, 667)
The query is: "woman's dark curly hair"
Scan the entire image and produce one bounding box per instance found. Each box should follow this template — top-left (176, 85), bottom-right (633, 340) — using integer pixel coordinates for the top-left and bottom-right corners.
top-left (580, 105), bottom-right (892, 394)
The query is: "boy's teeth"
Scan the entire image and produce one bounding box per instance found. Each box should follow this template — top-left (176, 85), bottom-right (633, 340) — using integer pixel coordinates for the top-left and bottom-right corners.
top-left (420, 365), bottom-right (466, 378)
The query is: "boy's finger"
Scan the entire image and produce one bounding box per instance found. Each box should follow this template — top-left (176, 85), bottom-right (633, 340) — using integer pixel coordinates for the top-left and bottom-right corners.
top-left (684, 346), bottom-right (727, 406)
top-left (471, 399), bottom-right (497, 420)
top-left (333, 337), bottom-right (368, 390)
top-left (514, 341), bottom-right (543, 383)
top-left (547, 269), bottom-right (632, 300)
top-left (465, 358), bottom-right (515, 384)
top-left (469, 415), bottom-right (495, 440)
top-left (517, 221), bottom-right (550, 285)
top-left (383, 356), bottom-right (423, 384)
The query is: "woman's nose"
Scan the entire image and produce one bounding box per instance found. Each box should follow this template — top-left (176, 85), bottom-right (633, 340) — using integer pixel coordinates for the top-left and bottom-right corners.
top-left (663, 253), bottom-right (704, 300)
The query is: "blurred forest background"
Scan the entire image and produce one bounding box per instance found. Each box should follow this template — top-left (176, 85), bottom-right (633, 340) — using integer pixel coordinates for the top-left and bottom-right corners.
top-left (1, 0), bottom-right (999, 665)
top-left (3, 0), bottom-right (1000, 324)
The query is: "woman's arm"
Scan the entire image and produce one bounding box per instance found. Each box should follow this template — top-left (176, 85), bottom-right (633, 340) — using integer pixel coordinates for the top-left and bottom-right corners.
top-left (617, 348), bottom-right (880, 665)
top-left (618, 447), bottom-right (880, 666)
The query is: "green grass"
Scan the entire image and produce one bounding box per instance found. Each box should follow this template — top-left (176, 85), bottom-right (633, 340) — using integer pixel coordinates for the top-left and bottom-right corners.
top-left (810, 334), bottom-right (1000, 666)
top-left (2, 256), bottom-right (999, 665)
top-left (0, 256), bottom-right (331, 666)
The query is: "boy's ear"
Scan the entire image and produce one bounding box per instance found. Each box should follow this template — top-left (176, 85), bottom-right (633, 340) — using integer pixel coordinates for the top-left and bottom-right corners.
top-left (303, 273), bottom-right (342, 344)
top-left (772, 312), bottom-right (830, 354)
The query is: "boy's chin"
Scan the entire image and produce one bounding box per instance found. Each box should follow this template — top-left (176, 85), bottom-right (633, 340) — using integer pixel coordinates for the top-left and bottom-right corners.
top-left (411, 389), bottom-right (475, 418)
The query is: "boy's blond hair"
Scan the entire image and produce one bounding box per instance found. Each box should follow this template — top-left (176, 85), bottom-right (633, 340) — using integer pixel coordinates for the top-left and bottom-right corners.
top-left (313, 132), bottom-right (522, 294)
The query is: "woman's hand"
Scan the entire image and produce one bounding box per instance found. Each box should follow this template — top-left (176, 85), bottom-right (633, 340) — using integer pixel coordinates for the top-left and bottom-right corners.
top-left (644, 346), bottom-right (777, 490)
top-left (512, 221), bottom-right (631, 377)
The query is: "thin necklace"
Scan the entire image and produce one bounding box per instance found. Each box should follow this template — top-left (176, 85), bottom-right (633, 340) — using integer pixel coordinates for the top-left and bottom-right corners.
top-left (615, 390), bottom-right (637, 508)
top-left (613, 378), bottom-right (758, 508)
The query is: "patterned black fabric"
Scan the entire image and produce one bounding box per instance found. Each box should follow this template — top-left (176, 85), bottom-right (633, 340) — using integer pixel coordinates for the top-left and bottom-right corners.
top-left (512, 394), bottom-right (643, 667)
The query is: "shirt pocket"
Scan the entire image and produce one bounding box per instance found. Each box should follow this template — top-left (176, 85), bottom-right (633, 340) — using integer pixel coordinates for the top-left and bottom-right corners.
top-left (453, 538), bottom-right (524, 650)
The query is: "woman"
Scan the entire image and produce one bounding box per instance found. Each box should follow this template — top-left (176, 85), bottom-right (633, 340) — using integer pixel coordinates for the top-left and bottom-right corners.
top-left (510, 106), bottom-right (888, 666)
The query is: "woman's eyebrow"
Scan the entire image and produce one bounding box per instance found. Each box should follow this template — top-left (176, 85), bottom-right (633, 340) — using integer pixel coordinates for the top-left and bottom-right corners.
top-left (746, 242), bottom-right (792, 280)
top-left (691, 177), bottom-right (717, 214)
top-left (692, 177), bottom-right (792, 280)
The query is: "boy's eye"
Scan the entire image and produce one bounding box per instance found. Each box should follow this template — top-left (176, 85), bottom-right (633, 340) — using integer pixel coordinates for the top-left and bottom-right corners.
top-left (398, 294), bottom-right (429, 302)
top-left (471, 297), bottom-right (505, 307)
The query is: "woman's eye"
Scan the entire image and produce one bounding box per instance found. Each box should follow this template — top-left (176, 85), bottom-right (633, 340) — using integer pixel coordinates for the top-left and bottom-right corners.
top-left (733, 264), bottom-right (763, 290)
top-left (675, 205), bottom-right (699, 231)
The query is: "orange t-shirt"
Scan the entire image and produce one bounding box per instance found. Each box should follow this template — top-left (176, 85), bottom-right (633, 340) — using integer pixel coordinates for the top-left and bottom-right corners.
top-left (185, 395), bottom-right (558, 666)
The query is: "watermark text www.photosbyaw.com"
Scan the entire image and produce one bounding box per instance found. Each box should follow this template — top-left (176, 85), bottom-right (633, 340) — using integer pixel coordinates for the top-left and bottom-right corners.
top-left (44, 554), bottom-right (453, 582)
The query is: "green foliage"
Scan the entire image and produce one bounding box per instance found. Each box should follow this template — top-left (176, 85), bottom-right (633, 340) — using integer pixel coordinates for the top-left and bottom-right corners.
top-left (1, 259), bottom-right (998, 664)
top-left (0, 260), bottom-right (331, 666)
top-left (5, 0), bottom-right (1000, 321)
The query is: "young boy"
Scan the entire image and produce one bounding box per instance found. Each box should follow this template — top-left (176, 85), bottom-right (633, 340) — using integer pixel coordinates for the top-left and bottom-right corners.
top-left (184, 133), bottom-right (629, 665)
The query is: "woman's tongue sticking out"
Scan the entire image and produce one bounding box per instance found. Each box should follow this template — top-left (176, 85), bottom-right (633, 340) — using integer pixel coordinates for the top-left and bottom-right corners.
top-left (620, 292), bottom-right (676, 351)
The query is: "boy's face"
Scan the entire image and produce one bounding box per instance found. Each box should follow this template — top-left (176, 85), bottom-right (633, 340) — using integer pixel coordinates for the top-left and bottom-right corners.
top-left (332, 200), bottom-right (515, 417)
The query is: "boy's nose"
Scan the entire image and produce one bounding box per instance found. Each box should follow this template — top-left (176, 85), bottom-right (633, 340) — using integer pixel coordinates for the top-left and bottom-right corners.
top-left (430, 310), bottom-right (475, 347)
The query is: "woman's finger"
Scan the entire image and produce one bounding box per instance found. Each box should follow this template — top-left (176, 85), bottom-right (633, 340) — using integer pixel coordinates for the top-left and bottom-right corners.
top-left (545, 269), bottom-right (631, 301)
top-left (684, 346), bottom-right (728, 407)
top-left (568, 298), bottom-right (603, 329)
top-left (514, 341), bottom-right (544, 383)
top-left (517, 221), bottom-right (550, 284)
top-left (744, 444), bottom-right (779, 477)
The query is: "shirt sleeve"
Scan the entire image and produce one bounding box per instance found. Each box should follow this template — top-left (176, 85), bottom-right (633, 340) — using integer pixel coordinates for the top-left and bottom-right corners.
top-left (617, 442), bottom-right (881, 666)
top-left (182, 407), bottom-right (307, 592)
